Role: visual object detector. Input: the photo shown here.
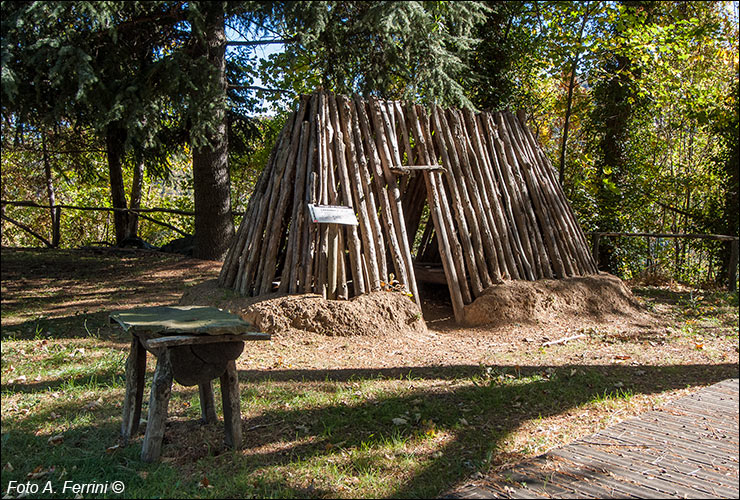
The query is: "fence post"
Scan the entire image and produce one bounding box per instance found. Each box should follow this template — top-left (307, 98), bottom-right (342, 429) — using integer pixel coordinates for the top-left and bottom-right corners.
top-left (51, 206), bottom-right (61, 247)
top-left (729, 238), bottom-right (738, 292)
top-left (592, 233), bottom-right (601, 270)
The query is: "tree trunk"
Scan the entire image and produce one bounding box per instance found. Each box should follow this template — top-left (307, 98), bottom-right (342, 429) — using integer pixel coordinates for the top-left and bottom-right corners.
top-left (105, 123), bottom-right (130, 246)
top-left (126, 159), bottom-right (145, 239)
top-left (558, 5), bottom-right (590, 185)
top-left (41, 131), bottom-right (60, 247)
top-left (192, 1), bottom-right (234, 260)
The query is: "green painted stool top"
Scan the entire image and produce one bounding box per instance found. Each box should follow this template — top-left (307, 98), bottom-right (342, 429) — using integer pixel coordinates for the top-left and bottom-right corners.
top-left (109, 305), bottom-right (262, 337)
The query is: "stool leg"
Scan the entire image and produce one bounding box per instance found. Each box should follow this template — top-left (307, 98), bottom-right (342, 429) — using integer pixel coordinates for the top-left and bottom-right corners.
top-left (141, 349), bottom-right (173, 462)
top-left (121, 335), bottom-right (146, 444)
top-left (198, 380), bottom-right (217, 424)
top-left (220, 360), bottom-right (242, 449)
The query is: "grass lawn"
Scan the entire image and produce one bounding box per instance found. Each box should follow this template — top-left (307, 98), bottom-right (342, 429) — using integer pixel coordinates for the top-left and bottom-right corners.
top-left (1, 248), bottom-right (738, 498)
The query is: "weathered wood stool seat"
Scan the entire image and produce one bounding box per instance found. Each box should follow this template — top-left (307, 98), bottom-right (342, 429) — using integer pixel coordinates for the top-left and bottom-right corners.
top-left (109, 305), bottom-right (270, 462)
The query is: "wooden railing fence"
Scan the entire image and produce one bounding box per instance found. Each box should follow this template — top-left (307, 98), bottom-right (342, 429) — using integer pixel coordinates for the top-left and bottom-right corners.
top-left (589, 231), bottom-right (739, 292)
top-left (1, 199), bottom-right (245, 248)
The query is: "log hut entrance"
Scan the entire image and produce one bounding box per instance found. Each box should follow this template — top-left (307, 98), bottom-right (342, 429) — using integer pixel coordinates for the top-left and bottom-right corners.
top-left (218, 91), bottom-right (597, 323)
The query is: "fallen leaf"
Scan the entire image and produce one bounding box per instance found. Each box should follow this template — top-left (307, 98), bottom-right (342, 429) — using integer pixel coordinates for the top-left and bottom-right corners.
top-left (83, 398), bottom-right (102, 411)
top-left (459, 418), bottom-right (469, 426)
top-left (48, 434), bottom-right (64, 446)
top-left (694, 342), bottom-right (704, 350)
top-left (105, 444), bottom-right (120, 454)
top-left (392, 417), bottom-right (407, 426)
top-left (137, 471), bottom-right (148, 480)
top-left (198, 476), bottom-right (213, 489)
top-left (614, 355), bottom-right (631, 360)
top-left (27, 466), bottom-right (50, 480)
top-left (3, 463), bottom-right (13, 472)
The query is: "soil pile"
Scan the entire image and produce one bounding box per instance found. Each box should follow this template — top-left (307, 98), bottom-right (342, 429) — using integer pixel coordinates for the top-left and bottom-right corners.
top-left (179, 280), bottom-right (426, 337)
top-left (463, 273), bottom-right (649, 327)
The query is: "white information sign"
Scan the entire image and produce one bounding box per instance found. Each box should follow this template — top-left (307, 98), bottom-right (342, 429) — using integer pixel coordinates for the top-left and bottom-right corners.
top-left (307, 204), bottom-right (358, 225)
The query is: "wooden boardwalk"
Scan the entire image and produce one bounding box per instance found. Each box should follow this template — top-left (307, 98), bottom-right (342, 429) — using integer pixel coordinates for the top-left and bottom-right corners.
top-left (446, 378), bottom-right (739, 499)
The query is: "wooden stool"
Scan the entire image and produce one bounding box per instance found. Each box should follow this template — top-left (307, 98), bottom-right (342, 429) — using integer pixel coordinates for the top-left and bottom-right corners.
top-left (110, 306), bottom-right (270, 462)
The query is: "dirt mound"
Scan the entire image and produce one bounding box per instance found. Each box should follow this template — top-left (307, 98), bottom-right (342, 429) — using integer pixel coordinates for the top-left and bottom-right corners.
top-left (463, 273), bottom-right (649, 327)
top-left (179, 280), bottom-right (426, 337)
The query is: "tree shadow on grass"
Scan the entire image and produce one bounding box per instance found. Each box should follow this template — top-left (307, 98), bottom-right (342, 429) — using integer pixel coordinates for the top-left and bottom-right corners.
top-left (2, 360), bottom-right (737, 498)
top-left (229, 363), bottom-right (738, 498)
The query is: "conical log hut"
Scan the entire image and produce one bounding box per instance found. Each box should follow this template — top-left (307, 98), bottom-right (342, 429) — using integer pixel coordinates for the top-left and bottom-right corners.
top-left (218, 92), bottom-right (597, 322)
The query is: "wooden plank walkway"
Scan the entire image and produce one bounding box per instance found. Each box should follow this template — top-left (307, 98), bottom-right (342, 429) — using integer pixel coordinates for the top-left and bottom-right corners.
top-left (445, 378), bottom-right (739, 499)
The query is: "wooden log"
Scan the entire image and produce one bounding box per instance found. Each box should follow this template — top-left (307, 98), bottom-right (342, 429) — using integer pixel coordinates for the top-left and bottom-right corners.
top-left (393, 101), bottom-right (416, 169)
top-left (484, 113), bottom-right (536, 280)
top-left (121, 335), bottom-right (147, 444)
top-left (428, 172), bottom-right (466, 321)
top-left (354, 96), bottom-right (410, 294)
top-left (326, 100), bottom-right (340, 300)
top-left (220, 360), bottom-right (242, 449)
top-left (198, 380), bottom-right (217, 424)
top-left (238, 113), bottom-right (296, 295)
top-left (447, 108), bottom-right (499, 286)
top-left (408, 101), bottom-right (465, 317)
top-left (302, 169), bottom-right (319, 292)
top-left (430, 105), bottom-right (486, 296)
top-left (141, 348), bottom-right (173, 462)
top-left (316, 93), bottom-right (330, 297)
top-left (517, 116), bottom-right (596, 274)
top-left (393, 102), bottom-right (430, 248)
top-left (542, 333), bottom-right (587, 346)
top-left (328, 94), bottom-right (366, 296)
top-left (348, 97), bottom-right (388, 284)
top-left (337, 228), bottom-right (349, 298)
top-left (257, 104), bottom-right (306, 295)
top-left (218, 163), bottom-right (262, 288)
top-left (409, 103), bottom-right (471, 307)
top-left (471, 113), bottom-right (521, 279)
top-left (511, 114), bottom-right (580, 276)
top-left (501, 111), bottom-right (565, 278)
top-left (142, 332), bottom-right (269, 349)
top-left (390, 165), bottom-right (446, 174)
top-left (400, 175), bottom-right (428, 251)
top-left (281, 120), bottom-right (311, 293)
top-left (338, 96), bottom-right (381, 291)
top-left (504, 111), bottom-right (575, 277)
top-left (416, 215), bottom-right (435, 261)
top-left (246, 111), bottom-right (299, 294)
top-left (327, 224), bottom-right (338, 299)
top-left (516, 112), bottom-right (596, 273)
top-left (300, 100), bottom-right (320, 293)
top-left (462, 109), bottom-right (513, 280)
top-left (220, 101), bottom-right (299, 288)
top-left (368, 98), bottom-right (420, 305)
top-left (494, 111), bottom-right (549, 279)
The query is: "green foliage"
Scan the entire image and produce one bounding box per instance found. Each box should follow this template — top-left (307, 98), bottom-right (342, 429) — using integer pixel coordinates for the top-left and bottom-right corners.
top-left (1, 1), bottom-right (737, 286)
top-left (259, 1), bottom-right (489, 109)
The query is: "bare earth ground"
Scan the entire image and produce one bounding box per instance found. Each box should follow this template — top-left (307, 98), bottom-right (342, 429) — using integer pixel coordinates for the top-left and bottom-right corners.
top-left (1, 247), bottom-right (738, 497)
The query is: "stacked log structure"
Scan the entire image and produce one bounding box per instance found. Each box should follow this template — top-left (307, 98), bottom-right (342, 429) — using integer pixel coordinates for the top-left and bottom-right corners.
top-left (219, 92), bottom-right (597, 323)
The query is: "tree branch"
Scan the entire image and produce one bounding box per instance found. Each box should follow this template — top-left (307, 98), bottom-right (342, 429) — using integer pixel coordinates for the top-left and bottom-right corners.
top-left (225, 39), bottom-right (291, 47)
top-left (228, 85), bottom-right (295, 94)
top-left (1, 213), bottom-right (53, 247)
